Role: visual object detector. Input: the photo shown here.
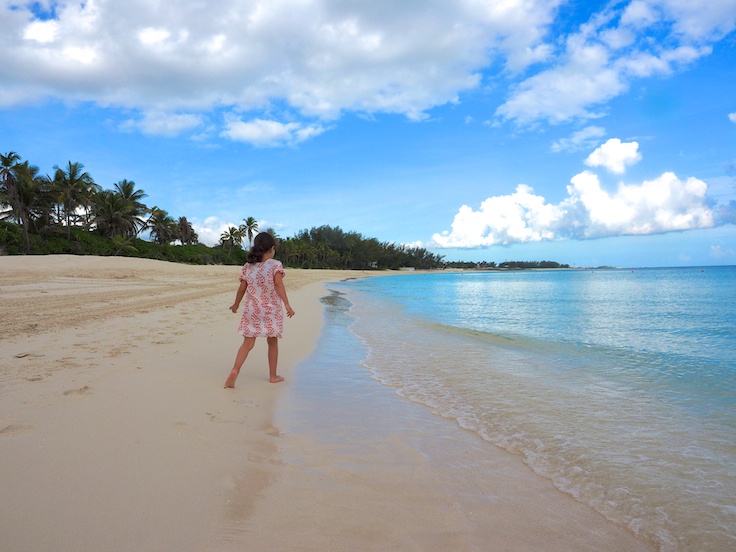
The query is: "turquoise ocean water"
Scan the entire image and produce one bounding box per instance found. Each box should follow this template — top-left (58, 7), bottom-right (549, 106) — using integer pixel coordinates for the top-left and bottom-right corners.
top-left (288, 267), bottom-right (736, 551)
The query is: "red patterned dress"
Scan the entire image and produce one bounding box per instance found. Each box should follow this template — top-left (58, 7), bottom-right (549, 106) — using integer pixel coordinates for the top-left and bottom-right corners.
top-left (236, 259), bottom-right (286, 338)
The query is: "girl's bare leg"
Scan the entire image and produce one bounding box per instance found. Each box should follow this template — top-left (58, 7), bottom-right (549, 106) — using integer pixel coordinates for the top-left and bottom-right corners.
top-left (267, 337), bottom-right (283, 383)
top-left (225, 337), bottom-right (256, 388)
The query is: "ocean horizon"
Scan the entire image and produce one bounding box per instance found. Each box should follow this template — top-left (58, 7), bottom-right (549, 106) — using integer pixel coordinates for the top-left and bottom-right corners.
top-left (283, 266), bottom-right (735, 551)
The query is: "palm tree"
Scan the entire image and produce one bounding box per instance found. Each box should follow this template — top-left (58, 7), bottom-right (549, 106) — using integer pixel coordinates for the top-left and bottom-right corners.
top-left (1, 152), bottom-right (21, 226)
top-left (0, 151), bottom-right (21, 221)
top-left (239, 216), bottom-right (259, 249)
top-left (1, 155), bottom-right (51, 253)
top-left (53, 161), bottom-right (100, 239)
top-left (113, 179), bottom-right (148, 237)
top-left (177, 216), bottom-right (198, 244)
top-left (147, 207), bottom-right (177, 245)
top-left (91, 190), bottom-right (139, 238)
top-left (220, 226), bottom-right (243, 251)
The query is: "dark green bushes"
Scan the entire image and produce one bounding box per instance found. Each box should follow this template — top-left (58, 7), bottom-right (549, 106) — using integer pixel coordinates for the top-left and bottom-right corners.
top-left (0, 221), bottom-right (246, 265)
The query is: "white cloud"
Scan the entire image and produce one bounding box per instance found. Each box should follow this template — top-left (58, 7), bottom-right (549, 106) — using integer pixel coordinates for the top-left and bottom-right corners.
top-left (62, 46), bottom-right (97, 65)
top-left (138, 27), bottom-right (171, 47)
top-left (191, 216), bottom-right (239, 247)
top-left (1, 1), bottom-right (734, 138)
top-left (0, 1), bottom-right (561, 120)
top-left (551, 126), bottom-right (606, 152)
top-left (432, 142), bottom-right (715, 248)
top-left (585, 138), bottom-right (642, 174)
top-left (620, 1), bottom-right (660, 29)
top-left (120, 111), bottom-right (204, 137)
top-left (658, 0), bottom-right (736, 39)
top-left (496, 0), bottom-right (733, 124)
top-left (23, 20), bottom-right (59, 43)
top-left (729, 112), bottom-right (736, 123)
top-left (192, 216), bottom-right (277, 246)
top-left (566, 170), bottom-right (713, 237)
top-left (432, 184), bottom-right (566, 247)
top-left (221, 117), bottom-right (327, 147)
top-left (497, 38), bottom-right (628, 124)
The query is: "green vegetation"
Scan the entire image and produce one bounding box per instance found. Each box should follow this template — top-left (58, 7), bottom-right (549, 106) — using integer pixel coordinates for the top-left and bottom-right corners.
top-left (277, 225), bottom-right (443, 270)
top-left (0, 151), bottom-right (442, 269)
top-left (0, 221), bottom-right (247, 265)
top-left (1, 150), bottom-right (569, 270)
top-left (497, 260), bottom-right (570, 269)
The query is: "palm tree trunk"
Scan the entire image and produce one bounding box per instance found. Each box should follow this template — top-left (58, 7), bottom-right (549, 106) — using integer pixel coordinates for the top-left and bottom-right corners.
top-left (7, 182), bottom-right (29, 254)
top-left (20, 211), bottom-right (31, 254)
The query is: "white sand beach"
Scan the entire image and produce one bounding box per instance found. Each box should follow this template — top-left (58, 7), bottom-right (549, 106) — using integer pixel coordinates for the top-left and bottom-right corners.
top-left (0, 255), bottom-right (655, 551)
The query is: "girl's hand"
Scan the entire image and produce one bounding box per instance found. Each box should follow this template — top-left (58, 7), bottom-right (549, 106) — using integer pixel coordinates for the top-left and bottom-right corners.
top-left (285, 305), bottom-right (295, 318)
top-left (230, 304), bottom-right (239, 313)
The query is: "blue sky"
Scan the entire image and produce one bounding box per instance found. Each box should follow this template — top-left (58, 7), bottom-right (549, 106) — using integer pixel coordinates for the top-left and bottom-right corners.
top-left (2, 0), bottom-right (735, 267)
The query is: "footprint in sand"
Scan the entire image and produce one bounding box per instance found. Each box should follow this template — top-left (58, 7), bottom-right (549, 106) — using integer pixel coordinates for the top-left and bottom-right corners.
top-left (14, 352), bottom-right (44, 359)
top-left (63, 385), bottom-right (91, 396)
top-left (263, 427), bottom-right (283, 438)
top-left (25, 375), bottom-right (44, 382)
top-left (0, 423), bottom-right (34, 437)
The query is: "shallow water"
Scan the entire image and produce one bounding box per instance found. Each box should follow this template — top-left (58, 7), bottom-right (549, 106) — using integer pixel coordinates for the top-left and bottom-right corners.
top-left (288, 267), bottom-right (736, 551)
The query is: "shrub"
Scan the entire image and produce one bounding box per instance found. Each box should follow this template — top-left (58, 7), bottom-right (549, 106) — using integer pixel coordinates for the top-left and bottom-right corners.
top-left (0, 221), bottom-right (24, 254)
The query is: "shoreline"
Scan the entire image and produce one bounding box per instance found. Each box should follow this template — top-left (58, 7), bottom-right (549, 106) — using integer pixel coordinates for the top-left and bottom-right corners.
top-left (0, 255), bottom-right (655, 551)
top-left (262, 278), bottom-right (656, 552)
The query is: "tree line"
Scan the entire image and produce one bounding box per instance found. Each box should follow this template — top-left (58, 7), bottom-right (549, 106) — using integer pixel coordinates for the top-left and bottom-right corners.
top-left (217, 221), bottom-right (444, 269)
top-left (279, 225), bottom-right (444, 270)
top-left (0, 151), bottom-right (445, 269)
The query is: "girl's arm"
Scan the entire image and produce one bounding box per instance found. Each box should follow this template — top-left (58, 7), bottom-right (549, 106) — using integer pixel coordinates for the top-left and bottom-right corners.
top-left (230, 280), bottom-right (247, 313)
top-left (274, 272), bottom-right (295, 318)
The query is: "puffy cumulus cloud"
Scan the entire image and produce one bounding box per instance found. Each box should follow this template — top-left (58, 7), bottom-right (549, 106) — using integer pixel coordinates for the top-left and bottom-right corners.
top-left (497, 0), bottom-right (734, 124)
top-left (191, 216), bottom-right (280, 246)
top-left (584, 138), bottom-right (642, 174)
top-left (221, 117), bottom-right (327, 147)
top-left (432, 143), bottom-right (716, 248)
top-left (2, 1), bottom-right (733, 138)
top-left (729, 112), bottom-right (736, 123)
top-left (190, 216), bottom-right (240, 247)
top-left (431, 184), bottom-right (566, 247)
top-left (566, 170), bottom-right (713, 237)
top-left (0, 0), bottom-right (563, 134)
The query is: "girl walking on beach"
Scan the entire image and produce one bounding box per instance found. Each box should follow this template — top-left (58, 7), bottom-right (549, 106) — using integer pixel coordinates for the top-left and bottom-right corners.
top-left (225, 232), bottom-right (295, 387)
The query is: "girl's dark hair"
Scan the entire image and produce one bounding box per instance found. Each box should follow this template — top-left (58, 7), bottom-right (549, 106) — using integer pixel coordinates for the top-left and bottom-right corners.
top-left (246, 232), bottom-right (277, 263)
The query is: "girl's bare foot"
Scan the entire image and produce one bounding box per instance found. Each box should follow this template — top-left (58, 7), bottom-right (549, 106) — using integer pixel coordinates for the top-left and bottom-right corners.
top-left (269, 376), bottom-right (284, 383)
top-left (224, 370), bottom-right (239, 388)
